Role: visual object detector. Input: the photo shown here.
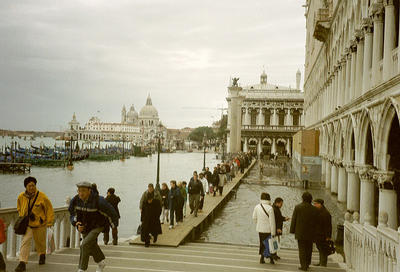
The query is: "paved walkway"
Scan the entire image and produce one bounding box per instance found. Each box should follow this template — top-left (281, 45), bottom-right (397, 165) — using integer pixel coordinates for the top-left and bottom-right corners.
top-left (5, 242), bottom-right (346, 272)
top-left (130, 161), bottom-right (256, 246)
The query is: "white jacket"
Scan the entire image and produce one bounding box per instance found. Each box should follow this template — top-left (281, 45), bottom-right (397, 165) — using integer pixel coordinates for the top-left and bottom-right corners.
top-left (200, 177), bottom-right (209, 193)
top-left (252, 200), bottom-right (276, 235)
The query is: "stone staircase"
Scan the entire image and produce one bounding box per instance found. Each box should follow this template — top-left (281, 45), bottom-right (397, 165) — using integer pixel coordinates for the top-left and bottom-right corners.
top-left (5, 242), bottom-right (346, 272)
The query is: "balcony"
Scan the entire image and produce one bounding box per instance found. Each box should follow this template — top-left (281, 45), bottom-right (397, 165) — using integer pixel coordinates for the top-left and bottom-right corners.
top-left (313, 8), bottom-right (330, 43)
top-left (242, 125), bottom-right (304, 132)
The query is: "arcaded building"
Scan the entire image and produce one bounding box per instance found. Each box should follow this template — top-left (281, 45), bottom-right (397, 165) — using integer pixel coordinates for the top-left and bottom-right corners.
top-left (304, 0), bottom-right (400, 270)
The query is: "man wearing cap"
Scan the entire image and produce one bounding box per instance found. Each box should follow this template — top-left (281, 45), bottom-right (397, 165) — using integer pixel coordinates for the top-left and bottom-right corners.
top-left (313, 199), bottom-right (332, 267)
top-left (69, 181), bottom-right (119, 272)
top-left (14, 177), bottom-right (54, 272)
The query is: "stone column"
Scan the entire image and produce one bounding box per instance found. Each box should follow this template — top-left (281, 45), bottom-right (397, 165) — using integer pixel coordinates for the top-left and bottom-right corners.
top-left (355, 30), bottom-right (364, 98)
top-left (345, 52), bottom-right (352, 104)
top-left (362, 19), bottom-right (373, 93)
top-left (331, 163), bottom-right (338, 194)
top-left (383, 0), bottom-right (396, 81)
top-left (257, 138), bottom-right (262, 155)
top-left (244, 107), bottom-right (251, 126)
top-left (228, 86), bottom-right (244, 154)
top-left (341, 58), bottom-right (347, 106)
top-left (326, 160), bottom-right (332, 189)
top-left (358, 166), bottom-right (375, 225)
top-left (346, 164), bottom-right (360, 212)
top-left (321, 157), bottom-right (326, 182)
top-left (257, 108), bottom-right (264, 126)
top-left (371, 5), bottom-right (384, 86)
top-left (286, 138), bottom-right (291, 157)
top-left (300, 110), bottom-right (304, 126)
top-left (243, 137), bottom-right (248, 153)
top-left (338, 163), bottom-right (348, 203)
top-left (350, 42), bottom-right (357, 100)
top-left (337, 65), bottom-right (342, 107)
top-left (374, 170), bottom-right (398, 229)
top-left (272, 108), bottom-right (278, 126)
top-left (271, 138), bottom-right (277, 155)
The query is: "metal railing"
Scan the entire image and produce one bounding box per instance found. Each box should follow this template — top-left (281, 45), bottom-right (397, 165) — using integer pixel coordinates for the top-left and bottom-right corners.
top-left (0, 199), bottom-right (80, 260)
top-left (242, 125), bottom-right (304, 131)
top-left (344, 212), bottom-right (400, 272)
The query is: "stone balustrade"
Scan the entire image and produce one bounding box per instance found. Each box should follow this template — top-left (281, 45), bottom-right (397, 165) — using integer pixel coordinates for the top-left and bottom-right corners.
top-left (0, 199), bottom-right (80, 261)
top-left (242, 125), bottom-right (304, 132)
top-left (344, 211), bottom-right (400, 272)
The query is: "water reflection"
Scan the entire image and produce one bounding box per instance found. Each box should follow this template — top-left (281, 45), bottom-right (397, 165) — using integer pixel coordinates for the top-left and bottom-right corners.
top-left (200, 162), bottom-right (346, 248)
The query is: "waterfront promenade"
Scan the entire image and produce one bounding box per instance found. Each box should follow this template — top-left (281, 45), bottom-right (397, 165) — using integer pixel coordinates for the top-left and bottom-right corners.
top-left (130, 159), bottom-right (256, 247)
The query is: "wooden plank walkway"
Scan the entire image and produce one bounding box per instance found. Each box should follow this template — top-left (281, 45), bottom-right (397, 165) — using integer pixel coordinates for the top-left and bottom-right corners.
top-left (130, 160), bottom-right (257, 247)
top-left (0, 162), bottom-right (31, 173)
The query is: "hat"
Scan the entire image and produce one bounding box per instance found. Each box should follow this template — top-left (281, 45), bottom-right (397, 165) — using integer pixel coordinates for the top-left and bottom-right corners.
top-left (76, 181), bottom-right (92, 188)
top-left (314, 199), bottom-right (324, 205)
top-left (24, 176), bottom-right (37, 188)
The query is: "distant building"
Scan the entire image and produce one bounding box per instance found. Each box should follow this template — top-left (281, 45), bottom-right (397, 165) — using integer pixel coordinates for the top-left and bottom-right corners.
top-left (226, 70), bottom-right (304, 156)
top-left (66, 94), bottom-right (166, 144)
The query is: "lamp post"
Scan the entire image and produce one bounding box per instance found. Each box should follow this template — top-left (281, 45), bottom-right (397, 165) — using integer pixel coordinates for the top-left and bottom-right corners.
top-left (155, 123), bottom-right (163, 192)
top-left (222, 133), bottom-right (226, 162)
top-left (203, 132), bottom-right (207, 171)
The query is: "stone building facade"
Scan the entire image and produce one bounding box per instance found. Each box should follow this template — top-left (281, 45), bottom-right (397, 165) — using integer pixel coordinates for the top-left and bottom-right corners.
top-left (66, 94), bottom-right (166, 144)
top-left (304, 0), bottom-right (400, 270)
top-left (227, 71), bottom-right (304, 156)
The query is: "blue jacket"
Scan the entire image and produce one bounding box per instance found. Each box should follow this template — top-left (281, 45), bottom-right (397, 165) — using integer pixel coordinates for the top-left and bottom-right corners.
top-left (69, 191), bottom-right (119, 233)
top-left (168, 187), bottom-right (182, 210)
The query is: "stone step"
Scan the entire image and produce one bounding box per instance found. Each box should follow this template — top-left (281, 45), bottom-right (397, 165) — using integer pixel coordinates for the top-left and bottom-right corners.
top-left (5, 242), bottom-right (345, 272)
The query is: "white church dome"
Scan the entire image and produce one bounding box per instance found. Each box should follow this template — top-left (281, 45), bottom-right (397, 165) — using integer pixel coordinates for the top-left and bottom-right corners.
top-left (139, 95), bottom-right (158, 118)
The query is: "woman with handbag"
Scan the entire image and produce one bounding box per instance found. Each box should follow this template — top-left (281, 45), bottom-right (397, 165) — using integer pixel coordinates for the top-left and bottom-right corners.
top-left (14, 177), bottom-right (54, 272)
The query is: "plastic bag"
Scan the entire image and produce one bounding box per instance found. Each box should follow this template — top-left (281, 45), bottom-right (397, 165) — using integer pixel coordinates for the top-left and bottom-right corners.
top-left (263, 235), bottom-right (279, 257)
top-left (47, 227), bottom-right (55, 254)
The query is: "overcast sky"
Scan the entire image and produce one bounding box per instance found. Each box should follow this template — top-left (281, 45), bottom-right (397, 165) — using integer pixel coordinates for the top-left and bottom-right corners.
top-left (0, 0), bottom-right (306, 131)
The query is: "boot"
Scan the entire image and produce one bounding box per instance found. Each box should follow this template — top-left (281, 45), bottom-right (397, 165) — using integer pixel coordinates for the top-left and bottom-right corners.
top-left (259, 256), bottom-right (265, 264)
top-left (39, 254), bottom-right (46, 265)
top-left (14, 262), bottom-right (26, 272)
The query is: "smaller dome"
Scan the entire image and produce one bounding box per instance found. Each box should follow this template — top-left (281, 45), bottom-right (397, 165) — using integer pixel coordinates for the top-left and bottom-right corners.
top-left (127, 105), bottom-right (138, 119)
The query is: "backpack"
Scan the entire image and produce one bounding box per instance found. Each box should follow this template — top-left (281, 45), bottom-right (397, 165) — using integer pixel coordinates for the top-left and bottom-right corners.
top-left (0, 218), bottom-right (6, 244)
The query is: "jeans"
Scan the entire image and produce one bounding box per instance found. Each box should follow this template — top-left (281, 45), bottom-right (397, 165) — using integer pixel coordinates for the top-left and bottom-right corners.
top-left (170, 208), bottom-right (176, 226)
top-left (189, 194), bottom-right (200, 216)
top-left (79, 227), bottom-right (105, 270)
top-left (161, 207), bottom-right (169, 223)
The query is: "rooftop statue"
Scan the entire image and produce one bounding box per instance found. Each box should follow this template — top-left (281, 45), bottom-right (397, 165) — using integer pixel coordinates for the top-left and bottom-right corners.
top-left (232, 77), bottom-right (239, 87)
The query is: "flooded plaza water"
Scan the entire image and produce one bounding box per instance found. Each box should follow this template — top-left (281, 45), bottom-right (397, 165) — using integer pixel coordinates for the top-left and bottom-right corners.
top-left (0, 151), bottom-right (220, 238)
top-left (200, 161), bottom-right (347, 249)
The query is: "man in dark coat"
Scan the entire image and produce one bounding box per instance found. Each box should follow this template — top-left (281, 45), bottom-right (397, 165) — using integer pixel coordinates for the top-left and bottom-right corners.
top-left (211, 167), bottom-right (219, 197)
top-left (141, 192), bottom-right (162, 247)
top-left (168, 180), bottom-right (182, 228)
top-left (272, 197), bottom-right (290, 260)
top-left (313, 199), bottom-right (332, 267)
top-left (188, 173), bottom-right (204, 217)
top-left (104, 187), bottom-right (121, 245)
top-left (290, 192), bottom-right (318, 271)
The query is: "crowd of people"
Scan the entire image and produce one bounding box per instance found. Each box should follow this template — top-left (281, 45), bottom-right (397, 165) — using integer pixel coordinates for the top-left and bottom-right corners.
top-left (139, 152), bottom-right (257, 247)
top-left (253, 191), bottom-right (332, 270)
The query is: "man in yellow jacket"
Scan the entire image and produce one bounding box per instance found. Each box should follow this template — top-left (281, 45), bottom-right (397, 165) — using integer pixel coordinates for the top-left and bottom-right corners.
top-left (14, 177), bottom-right (54, 272)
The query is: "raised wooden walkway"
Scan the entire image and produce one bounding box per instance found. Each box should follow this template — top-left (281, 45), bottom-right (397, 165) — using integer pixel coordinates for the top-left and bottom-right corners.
top-left (130, 160), bottom-right (257, 247)
top-left (5, 242), bottom-right (346, 272)
top-left (0, 162), bottom-right (31, 173)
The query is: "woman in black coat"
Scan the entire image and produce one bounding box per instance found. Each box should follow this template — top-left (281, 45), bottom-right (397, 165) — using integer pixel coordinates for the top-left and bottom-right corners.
top-left (141, 192), bottom-right (162, 247)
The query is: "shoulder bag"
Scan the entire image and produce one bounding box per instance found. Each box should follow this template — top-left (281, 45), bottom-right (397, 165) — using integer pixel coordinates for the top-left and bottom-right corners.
top-left (14, 191), bottom-right (39, 235)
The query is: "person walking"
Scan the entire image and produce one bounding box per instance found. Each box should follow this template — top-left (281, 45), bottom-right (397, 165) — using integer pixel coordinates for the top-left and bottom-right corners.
top-left (0, 218), bottom-right (6, 272)
top-left (272, 197), bottom-right (290, 260)
top-left (14, 176), bottom-right (54, 272)
top-left (188, 172), bottom-right (204, 217)
top-left (198, 173), bottom-right (208, 211)
top-left (313, 199), bottom-right (332, 267)
top-left (217, 168), bottom-right (227, 196)
top-left (104, 188), bottom-right (121, 245)
top-left (139, 184), bottom-right (161, 212)
top-left (290, 192), bottom-right (318, 271)
top-left (140, 192), bottom-right (162, 247)
top-left (252, 192), bottom-right (276, 265)
top-left (176, 182), bottom-right (185, 223)
top-left (211, 167), bottom-right (219, 197)
top-left (168, 180), bottom-right (181, 229)
top-left (69, 181), bottom-right (119, 272)
top-left (160, 183), bottom-right (169, 224)
top-left (182, 181), bottom-right (188, 217)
